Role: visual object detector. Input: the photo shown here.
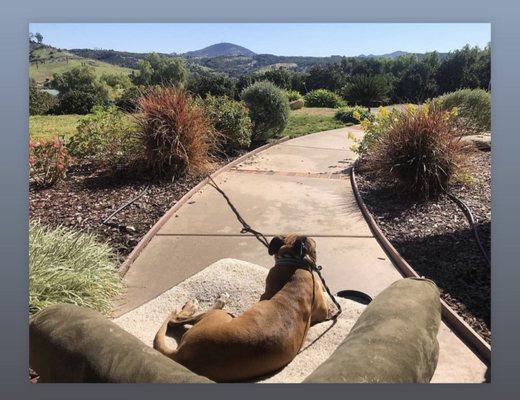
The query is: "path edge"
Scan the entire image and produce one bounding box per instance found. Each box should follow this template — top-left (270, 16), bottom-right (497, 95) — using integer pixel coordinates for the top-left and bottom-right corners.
top-left (117, 137), bottom-right (290, 278)
top-left (350, 163), bottom-right (491, 364)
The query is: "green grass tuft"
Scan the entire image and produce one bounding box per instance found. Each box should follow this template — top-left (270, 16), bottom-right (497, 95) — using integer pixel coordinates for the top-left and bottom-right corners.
top-left (29, 221), bottom-right (123, 315)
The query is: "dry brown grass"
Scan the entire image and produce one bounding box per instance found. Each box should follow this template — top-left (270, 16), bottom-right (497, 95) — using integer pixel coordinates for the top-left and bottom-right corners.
top-left (136, 86), bottom-right (219, 177)
top-left (291, 107), bottom-right (337, 117)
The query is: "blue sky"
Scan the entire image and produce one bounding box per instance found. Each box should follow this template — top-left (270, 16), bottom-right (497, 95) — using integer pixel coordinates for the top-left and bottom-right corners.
top-left (29, 23), bottom-right (490, 57)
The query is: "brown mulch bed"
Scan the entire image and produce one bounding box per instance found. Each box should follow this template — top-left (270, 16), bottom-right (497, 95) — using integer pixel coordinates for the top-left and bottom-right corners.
top-left (30, 152), bottom-right (251, 259)
top-left (355, 148), bottom-right (491, 343)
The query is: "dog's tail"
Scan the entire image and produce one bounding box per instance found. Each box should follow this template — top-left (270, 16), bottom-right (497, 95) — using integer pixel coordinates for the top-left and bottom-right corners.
top-left (153, 314), bottom-right (178, 358)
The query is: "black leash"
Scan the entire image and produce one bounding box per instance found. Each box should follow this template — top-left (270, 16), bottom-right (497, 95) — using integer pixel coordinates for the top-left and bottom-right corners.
top-left (207, 175), bottom-right (342, 320)
top-left (207, 176), bottom-right (270, 248)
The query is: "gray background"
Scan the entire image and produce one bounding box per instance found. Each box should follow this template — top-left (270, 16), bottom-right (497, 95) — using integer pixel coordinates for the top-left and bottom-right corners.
top-left (1, 0), bottom-right (518, 397)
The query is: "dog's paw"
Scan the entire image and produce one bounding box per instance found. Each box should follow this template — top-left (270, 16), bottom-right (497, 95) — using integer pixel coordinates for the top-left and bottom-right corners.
top-left (213, 292), bottom-right (230, 309)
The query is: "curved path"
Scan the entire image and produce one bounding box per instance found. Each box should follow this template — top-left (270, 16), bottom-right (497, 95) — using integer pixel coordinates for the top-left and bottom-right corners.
top-left (112, 126), bottom-right (487, 383)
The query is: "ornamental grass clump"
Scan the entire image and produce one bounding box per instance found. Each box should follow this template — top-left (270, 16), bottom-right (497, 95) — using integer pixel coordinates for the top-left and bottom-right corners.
top-left (136, 86), bottom-right (218, 177)
top-left (29, 221), bottom-right (123, 315)
top-left (362, 104), bottom-right (469, 200)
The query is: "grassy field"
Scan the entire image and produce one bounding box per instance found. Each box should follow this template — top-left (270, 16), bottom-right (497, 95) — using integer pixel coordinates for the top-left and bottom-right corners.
top-left (284, 107), bottom-right (344, 138)
top-left (29, 107), bottom-right (346, 141)
top-left (29, 114), bottom-right (83, 139)
top-left (30, 47), bottom-right (134, 84)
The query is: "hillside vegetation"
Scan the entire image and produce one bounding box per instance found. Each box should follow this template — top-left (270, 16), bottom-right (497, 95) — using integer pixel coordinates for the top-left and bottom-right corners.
top-left (30, 45), bottom-right (134, 84)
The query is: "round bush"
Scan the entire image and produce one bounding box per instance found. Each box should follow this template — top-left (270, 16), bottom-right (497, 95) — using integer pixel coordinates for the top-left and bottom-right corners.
top-left (204, 95), bottom-right (252, 153)
top-left (282, 89), bottom-right (303, 102)
top-left (241, 81), bottom-right (290, 141)
top-left (433, 89), bottom-right (490, 132)
top-left (304, 89), bottom-right (344, 108)
top-left (334, 106), bottom-right (371, 124)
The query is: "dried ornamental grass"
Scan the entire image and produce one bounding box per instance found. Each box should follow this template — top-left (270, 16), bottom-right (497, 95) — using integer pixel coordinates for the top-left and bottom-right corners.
top-left (29, 221), bottom-right (123, 315)
top-left (364, 105), bottom-right (469, 200)
top-left (136, 86), bottom-right (218, 177)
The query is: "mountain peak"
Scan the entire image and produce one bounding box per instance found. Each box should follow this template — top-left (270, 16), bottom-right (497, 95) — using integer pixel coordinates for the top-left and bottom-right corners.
top-left (183, 42), bottom-right (256, 58)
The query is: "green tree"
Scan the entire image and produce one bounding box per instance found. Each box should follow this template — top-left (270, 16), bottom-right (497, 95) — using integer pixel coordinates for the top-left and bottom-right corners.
top-left (51, 66), bottom-right (109, 114)
top-left (304, 64), bottom-right (345, 92)
top-left (188, 70), bottom-right (236, 98)
top-left (133, 53), bottom-right (188, 86)
top-left (391, 53), bottom-right (439, 103)
top-left (35, 32), bottom-right (43, 44)
top-left (29, 79), bottom-right (57, 115)
top-left (436, 45), bottom-right (490, 93)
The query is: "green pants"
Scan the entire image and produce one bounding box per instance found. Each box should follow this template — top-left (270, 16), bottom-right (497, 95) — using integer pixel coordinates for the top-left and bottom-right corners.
top-left (30, 278), bottom-right (440, 383)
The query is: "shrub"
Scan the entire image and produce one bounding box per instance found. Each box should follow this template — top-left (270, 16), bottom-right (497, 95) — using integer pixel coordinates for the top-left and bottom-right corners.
top-left (334, 106), bottom-right (371, 124)
top-left (100, 73), bottom-right (132, 90)
top-left (67, 106), bottom-right (140, 173)
top-left (342, 74), bottom-right (390, 107)
top-left (56, 90), bottom-right (109, 114)
top-left (115, 86), bottom-right (143, 112)
top-left (29, 79), bottom-right (57, 115)
top-left (136, 87), bottom-right (217, 177)
top-left (241, 81), bottom-right (290, 141)
top-left (360, 105), bottom-right (468, 200)
top-left (29, 221), bottom-right (122, 315)
top-left (304, 89), bottom-right (344, 108)
top-left (29, 137), bottom-right (74, 188)
top-left (203, 95), bottom-right (252, 153)
top-left (51, 66), bottom-right (110, 114)
top-left (289, 98), bottom-right (305, 110)
top-left (433, 89), bottom-right (491, 132)
top-left (282, 89), bottom-right (303, 102)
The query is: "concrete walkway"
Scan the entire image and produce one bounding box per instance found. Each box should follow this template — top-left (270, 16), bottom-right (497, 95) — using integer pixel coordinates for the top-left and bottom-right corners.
top-left (112, 126), bottom-right (487, 383)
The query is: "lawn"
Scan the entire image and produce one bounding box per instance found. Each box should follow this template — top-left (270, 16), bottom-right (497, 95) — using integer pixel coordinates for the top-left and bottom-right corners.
top-left (284, 107), bottom-right (344, 138)
top-left (30, 107), bottom-right (346, 141)
top-left (29, 114), bottom-right (83, 139)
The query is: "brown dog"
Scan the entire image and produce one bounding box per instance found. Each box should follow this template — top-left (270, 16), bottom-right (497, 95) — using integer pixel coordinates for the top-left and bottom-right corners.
top-left (153, 234), bottom-right (332, 382)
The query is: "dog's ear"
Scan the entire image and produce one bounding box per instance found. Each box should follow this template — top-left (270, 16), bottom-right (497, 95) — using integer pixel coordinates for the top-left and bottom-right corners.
top-left (268, 236), bottom-right (285, 255)
top-left (293, 236), bottom-right (308, 259)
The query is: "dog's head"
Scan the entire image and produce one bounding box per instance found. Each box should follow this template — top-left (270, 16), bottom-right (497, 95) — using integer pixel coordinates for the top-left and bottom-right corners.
top-left (268, 234), bottom-right (317, 264)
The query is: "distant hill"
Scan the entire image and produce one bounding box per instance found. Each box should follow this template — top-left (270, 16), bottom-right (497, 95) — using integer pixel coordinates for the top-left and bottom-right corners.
top-left (359, 50), bottom-right (410, 59)
top-left (184, 42), bottom-right (256, 58)
top-left (30, 43), bottom-right (134, 85)
top-left (55, 42), bottom-right (449, 79)
top-left (359, 50), bottom-right (447, 60)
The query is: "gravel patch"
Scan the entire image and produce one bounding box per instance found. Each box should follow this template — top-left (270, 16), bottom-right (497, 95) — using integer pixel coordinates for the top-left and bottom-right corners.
top-left (114, 258), bottom-right (366, 383)
top-left (355, 149), bottom-right (491, 343)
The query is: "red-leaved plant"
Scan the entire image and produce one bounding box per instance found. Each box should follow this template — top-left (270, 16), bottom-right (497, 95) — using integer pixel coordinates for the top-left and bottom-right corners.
top-left (29, 137), bottom-right (74, 188)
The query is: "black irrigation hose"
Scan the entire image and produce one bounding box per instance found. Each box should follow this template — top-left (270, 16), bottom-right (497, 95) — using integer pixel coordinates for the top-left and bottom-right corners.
top-left (445, 190), bottom-right (491, 267)
top-left (102, 184), bottom-right (150, 225)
